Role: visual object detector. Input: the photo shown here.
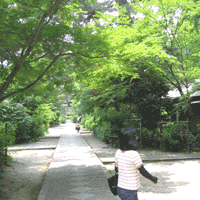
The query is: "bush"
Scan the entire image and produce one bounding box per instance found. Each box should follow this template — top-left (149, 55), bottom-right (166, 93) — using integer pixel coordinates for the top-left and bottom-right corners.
top-left (0, 101), bottom-right (30, 146)
top-left (0, 121), bottom-right (16, 165)
top-left (95, 122), bottom-right (111, 144)
top-left (65, 112), bottom-right (71, 119)
top-left (29, 121), bottom-right (47, 140)
top-left (70, 114), bottom-right (79, 123)
top-left (50, 112), bottom-right (60, 127)
top-left (159, 123), bottom-right (194, 152)
top-left (140, 128), bottom-right (156, 149)
top-left (14, 119), bottom-right (45, 143)
top-left (0, 122), bottom-right (16, 148)
top-left (14, 122), bottom-right (31, 143)
top-left (32, 104), bottom-right (56, 134)
top-left (14, 103), bottom-right (58, 143)
top-left (81, 114), bottom-right (97, 131)
top-left (60, 114), bottom-right (67, 124)
top-left (14, 103), bottom-right (56, 144)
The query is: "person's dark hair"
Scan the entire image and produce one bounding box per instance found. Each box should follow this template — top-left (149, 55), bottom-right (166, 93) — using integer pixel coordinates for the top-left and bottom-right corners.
top-left (119, 128), bottom-right (137, 151)
top-left (119, 133), bottom-right (131, 151)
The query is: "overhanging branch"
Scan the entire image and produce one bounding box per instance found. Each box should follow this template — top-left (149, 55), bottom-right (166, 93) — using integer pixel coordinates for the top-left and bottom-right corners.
top-left (0, 53), bottom-right (64, 103)
top-left (28, 53), bottom-right (49, 63)
top-left (77, 52), bottom-right (105, 59)
top-left (0, 0), bottom-right (63, 98)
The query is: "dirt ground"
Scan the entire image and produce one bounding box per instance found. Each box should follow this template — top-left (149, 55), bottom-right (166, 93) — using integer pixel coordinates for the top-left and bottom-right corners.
top-left (0, 149), bottom-right (55, 200)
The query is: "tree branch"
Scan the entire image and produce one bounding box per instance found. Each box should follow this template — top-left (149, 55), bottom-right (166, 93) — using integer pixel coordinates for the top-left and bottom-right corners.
top-left (28, 53), bottom-right (49, 63)
top-left (20, 48), bottom-right (26, 58)
top-left (0, 0), bottom-right (63, 98)
top-left (0, 53), bottom-right (65, 103)
top-left (77, 52), bottom-right (105, 59)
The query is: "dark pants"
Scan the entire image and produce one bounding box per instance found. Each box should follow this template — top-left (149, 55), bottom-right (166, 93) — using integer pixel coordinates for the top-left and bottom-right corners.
top-left (117, 187), bottom-right (138, 200)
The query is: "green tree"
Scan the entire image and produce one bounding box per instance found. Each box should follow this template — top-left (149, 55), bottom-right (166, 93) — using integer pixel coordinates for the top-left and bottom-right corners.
top-left (0, 0), bottom-right (110, 103)
top-left (0, 100), bottom-right (31, 150)
top-left (130, 0), bottom-right (200, 129)
top-left (75, 69), bottom-right (169, 130)
top-left (90, 0), bottom-right (200, 130)
top-left (75, 0), bottom-right (200, 130)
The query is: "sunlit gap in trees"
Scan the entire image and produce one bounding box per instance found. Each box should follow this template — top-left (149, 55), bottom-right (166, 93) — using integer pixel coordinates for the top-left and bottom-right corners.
top-left (0, 61), bottom-right (9, 68)
top-left (7, 3), bottom-right (17, 8)
top-left (64, 34), bottom-right (74, 43)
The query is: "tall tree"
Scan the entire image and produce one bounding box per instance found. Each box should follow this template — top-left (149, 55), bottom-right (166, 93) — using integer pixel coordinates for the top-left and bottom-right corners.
top-left (131, 0), bottom-right (200, 129)
top-left (77, 0), bottom-right (200, 130)
top-left (0, 0), bottom-right (110, 103)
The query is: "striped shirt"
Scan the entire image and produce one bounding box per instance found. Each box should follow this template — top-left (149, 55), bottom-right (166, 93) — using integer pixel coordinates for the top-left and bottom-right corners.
top-left (115, 149), bottom-right (143, 190)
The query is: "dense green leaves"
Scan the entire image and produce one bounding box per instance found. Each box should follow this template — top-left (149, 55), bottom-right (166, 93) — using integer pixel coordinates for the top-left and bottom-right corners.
top-left (1, 0), bottom-right (200, 151)
top-left (0, 0), bottom-right (111, 102)
top-left (0, 100), bottom-right (31, 124)
top-left (71, 0), bottom-right (200, 143)
top-left (78, 0), bottom-right (200, 129)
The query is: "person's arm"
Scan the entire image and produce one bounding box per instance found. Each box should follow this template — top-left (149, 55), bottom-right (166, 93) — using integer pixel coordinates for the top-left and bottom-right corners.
top-left (138, 165), bottom-right (158, 184)
top-left (114, 150), bottom-right (118, 173)
top-left (115, 166), bottom-right (118, 173)
top-left (115, 162), bottom-right (118, 173)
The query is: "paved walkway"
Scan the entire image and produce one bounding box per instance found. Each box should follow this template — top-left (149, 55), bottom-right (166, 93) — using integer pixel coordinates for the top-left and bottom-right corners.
top-left (37, 122), bottom-right (119, 200)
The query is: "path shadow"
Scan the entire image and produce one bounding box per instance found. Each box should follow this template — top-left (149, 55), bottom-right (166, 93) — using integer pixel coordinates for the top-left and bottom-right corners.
top-left (39, 162), bottom-right (119, 200)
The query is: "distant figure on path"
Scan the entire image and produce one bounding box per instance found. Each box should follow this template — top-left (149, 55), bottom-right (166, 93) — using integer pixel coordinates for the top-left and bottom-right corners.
top-left (76, 115), bottom-right (82, 123)
top-left (115, 128), bottom-right (158, 200)
top-left (75, 115), bottom-right (82, 132)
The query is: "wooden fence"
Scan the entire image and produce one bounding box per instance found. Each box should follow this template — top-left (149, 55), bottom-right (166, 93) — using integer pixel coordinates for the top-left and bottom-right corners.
top-left (109, 119), bottom-right (191, 151)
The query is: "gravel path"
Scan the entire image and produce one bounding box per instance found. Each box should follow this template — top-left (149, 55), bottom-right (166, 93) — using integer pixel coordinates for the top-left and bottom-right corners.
top-left (104, 160), bottom-right (200, 200)
top-left (138, 160), bottom-right (200, 200)
top-left (1, 149), bottom-right (55, 200)
top-left (81, 132), bottom-right (200, 200)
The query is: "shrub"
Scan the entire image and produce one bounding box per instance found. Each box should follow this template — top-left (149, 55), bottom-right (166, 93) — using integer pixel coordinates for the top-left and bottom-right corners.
top-left (81, 115), bottom-right (97, 131)
top-left (50, 112), bottom-right (60, 127)
top-left (0, 101), bottom-right (30, 145)
top-left (60, 114), bottom-right (67, 124)
top-left (70, 114), bottom-right (79, 123)
top-left (66, 112), bottom-right (71, 118)
top-left (15, 123), bottom-right (31, 143)
top-left (32, 104), bottom-right (56, 134)
top-left (29, 121), bottom-right (46, 140)
top-left (95, 122), bottom-right (111, 144)
top-left (14, 103), bottom-right (57, 143)
top-left (140, 128), bottom-right (156, 149)
top-left (0, 121), bottom-right (16, 166)
top-left (0, 122), bottom-right (16, 148)
top-left (159, 123), bottom-right (193, 152)
top-left (14, 103), bottom-right (55, 143)
top-left (14, 119), bottom-right (45, 143)
top-left (0, 122), bottom-right (5, 150)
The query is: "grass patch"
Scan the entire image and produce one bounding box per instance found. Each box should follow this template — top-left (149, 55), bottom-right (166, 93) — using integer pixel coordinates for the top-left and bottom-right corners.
top-left (5, 155), bottom-right (13, 164)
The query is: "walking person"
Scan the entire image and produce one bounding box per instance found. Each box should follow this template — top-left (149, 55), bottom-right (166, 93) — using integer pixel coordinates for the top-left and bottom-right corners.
top-left (115, 128), bottom-right (158, 200)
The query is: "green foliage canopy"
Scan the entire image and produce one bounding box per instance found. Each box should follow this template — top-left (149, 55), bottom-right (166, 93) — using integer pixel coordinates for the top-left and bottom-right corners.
top-left (77, 0), bottom-right (200, 123)
top-left (0, 0), bottom-right (110, 103)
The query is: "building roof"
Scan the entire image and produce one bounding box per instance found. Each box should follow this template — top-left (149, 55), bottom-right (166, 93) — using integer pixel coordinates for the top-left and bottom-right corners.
top-left (166, 79), bottom-right (200, 99)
